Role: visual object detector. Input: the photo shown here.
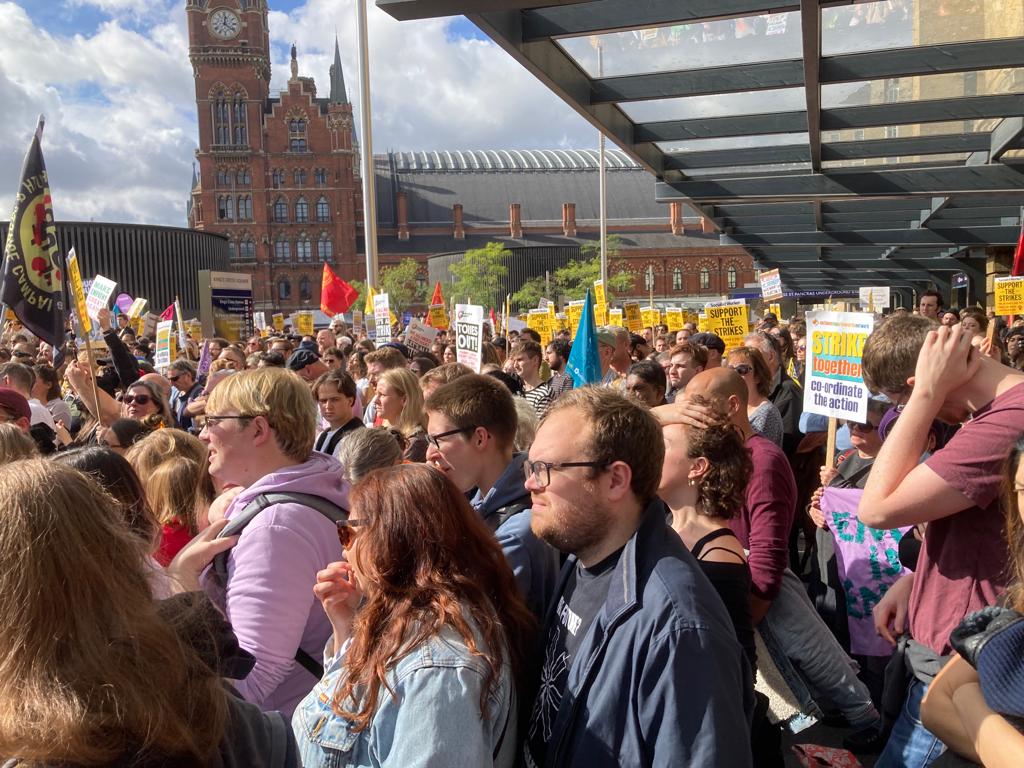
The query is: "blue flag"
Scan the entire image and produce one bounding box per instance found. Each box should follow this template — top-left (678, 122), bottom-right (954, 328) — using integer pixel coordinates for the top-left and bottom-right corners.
top-left (566, 288), bottom-right (602, 387)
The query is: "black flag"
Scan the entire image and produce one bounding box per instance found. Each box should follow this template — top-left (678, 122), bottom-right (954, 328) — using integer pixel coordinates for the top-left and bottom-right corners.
top-left (1, 117), bottom-right (66, 350)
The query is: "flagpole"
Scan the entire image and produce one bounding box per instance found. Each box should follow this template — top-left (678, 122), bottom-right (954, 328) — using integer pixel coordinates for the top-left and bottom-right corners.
top-left (597, 42), bottom-right (608, 286)
top-left (356, 0), bottom-right (379, 290)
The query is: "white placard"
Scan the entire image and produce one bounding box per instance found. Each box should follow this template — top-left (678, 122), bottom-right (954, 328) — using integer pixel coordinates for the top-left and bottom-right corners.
top-left (455, 304), bottom-right (484, 372)
top-left (405, 318), bottom-right (439, 354)
top-left (84, 274), bottom-right (117, 322)
top-left (858, 287), bottom-right (891, 310)
top-left (373, 293), bottom-right (392, 344)
top-left (803, 310), bottom-right (876, 423)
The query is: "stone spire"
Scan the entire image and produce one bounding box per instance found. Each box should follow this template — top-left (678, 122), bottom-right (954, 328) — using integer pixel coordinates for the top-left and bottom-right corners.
top-left (289, 42), bottom-right (298, 80)
top-left (329, 35), bottom-right (348, 104)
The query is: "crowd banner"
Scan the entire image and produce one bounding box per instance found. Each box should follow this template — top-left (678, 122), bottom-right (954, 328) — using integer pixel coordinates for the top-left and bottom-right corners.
top-left (66, 248), bottom-right (91, 336)
top-left (803, 310), bottom-right (874, 430)
top-left (455, 304), bottom-right (484, 372)
top-left (405, 318), bottom-right (439, 354)
top-left (820, 487), bottom-right (911, 657)
top-left (373, 293), bottom-right (392, 344)
top-left (567, 300), bottom-right (584, 340)
top-left (858, 287), bottom-right (891, 311)
top-left (84, 274), bottom-right (117, 322)
top-left (199, 270), bottom-right (254, 342)
top-left (666, 306), bottom-right (684, 332)
top-left (608, 307), bottom-right (623, 326)
top-left (154, 320), bottom-right (175, 373)
top-left (295, 311), bottom-right (314, 337)
top-left (703, 299), bottom-right (748, 353)
top-left (271, 312), bottom-right (285, 332)
top-left (759, 268), bottom-right (783, 301)
top-left (994, 276), bottom-right (1024, 316)
top-left (623, 301), bottom-right (643, 332)
top-left (528, 308), bottom-right (551, 348)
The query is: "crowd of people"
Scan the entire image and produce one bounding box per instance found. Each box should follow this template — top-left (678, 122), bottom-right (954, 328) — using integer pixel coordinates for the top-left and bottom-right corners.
top-left (0, 285), bottom-right (1022, 767)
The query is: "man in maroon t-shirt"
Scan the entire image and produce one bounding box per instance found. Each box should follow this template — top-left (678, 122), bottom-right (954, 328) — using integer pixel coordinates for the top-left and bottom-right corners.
top-left (860, 315), bottom-right (1024, 767)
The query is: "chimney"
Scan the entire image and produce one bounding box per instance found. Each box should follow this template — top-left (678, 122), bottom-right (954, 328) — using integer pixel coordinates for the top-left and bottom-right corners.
top-left (670, 202), bottom-right (684, 236)
top-left (562, 202), bottom-right (577, 237)
top-left (453, 203), bottom-right (465, 240)
top-left (509, 203), bottom-right (522, 239)
top-left (396, 190), bottom-right (410, 241)
top-left (701, 216), bottom-right (713, 235)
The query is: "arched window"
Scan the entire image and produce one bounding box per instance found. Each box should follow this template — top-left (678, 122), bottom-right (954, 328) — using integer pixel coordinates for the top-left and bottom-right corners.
top-left (295, 197), bottom-right (309, 223)
top-left (699, 267), bottom-right (710, 290)
top-left (293, 168), bottom-right (307, 187)
top-left (228, 241), bottom-right (237, 260)
top-left (299, 275), bottom-right (311, 301)
top-left (239, 237), bottom-right (255, 260)
top-left (727, 265), bottom-right (738, 289)
top-left (314, 168), bottom-right (327, 186)
top-left (316, 196), bottom-right (330, 222)
top-left (278, 279), bottom-right (291, 300)
top-left (318, 234), bottom-right (333, 262)
top-left (274, 236), bottom-right (291, 262)
top-left (672, 267), bottom-right (682, 291)
top-left (237, 168), bottom-right (251, 186)
top-left (213, 90), bottom-right (230, 144)
top-left (289, 118), bottom-right (308, 152)
top-left (216, 168), bottom-right (231, 186)
top-left (296, 235), bottom-right (312, 263)
top-left (232, 93), bottom-right (247, 145)
top-left (237, 195), bottom-right (252, 220)
top-left (273, 196), bottom-right (288, 223)
top-left (272, 169), bottom-right (284, 188)
top-left (217, 195), bottom-right (234, 221)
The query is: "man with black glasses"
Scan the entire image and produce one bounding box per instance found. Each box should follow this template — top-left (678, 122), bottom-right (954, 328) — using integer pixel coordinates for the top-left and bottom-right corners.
top-left (424, 374), bottom-right (559, 619)
top-left (523, 387), bottom-right (752, 767)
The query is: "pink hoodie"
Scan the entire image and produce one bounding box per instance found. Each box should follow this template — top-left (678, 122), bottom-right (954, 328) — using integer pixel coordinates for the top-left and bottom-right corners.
top-left (203, 452), bottom-right (349, 716)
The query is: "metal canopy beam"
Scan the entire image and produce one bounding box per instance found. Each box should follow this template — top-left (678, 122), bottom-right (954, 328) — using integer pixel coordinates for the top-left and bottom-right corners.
top-left (592, 61), bottom-right (804, 103)
top-left (818, 38), bottom-right (1024, 83)
top-left (637, 95), bottom-right (1024, 143)
top-left (992, 117), bottom-right (1024, 162)
top-left (656, 163), bottom-right (1024, 202)
top-left (801, 0), bottom-right (821, 172)
top-left (377, 0), bottom-right (590, 22)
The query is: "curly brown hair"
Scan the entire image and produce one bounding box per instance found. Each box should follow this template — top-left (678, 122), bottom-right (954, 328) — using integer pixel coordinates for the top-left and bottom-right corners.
top-left (1002, 438), bottom-right (1024, 613)
top-left (685, 397), bottom-right (753, 520)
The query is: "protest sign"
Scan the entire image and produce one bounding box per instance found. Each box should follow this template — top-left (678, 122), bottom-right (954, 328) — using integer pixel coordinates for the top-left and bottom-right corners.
top-left (373, 293), bottom-right (392, 343)
top-left (272, 313), bottom-right (284, 332)
top-left (567, 300), bottom-right (584, 339)
top-left (295, 311), bottom-right (314, 337)
top-left (769, 302), bottom-right (782, 318)
top-left (820, 487), bottom-right (911, 656)
top-left (642, 306), bottom-right (660, 329)
top-left (666, 307), bottom-right (683, 332)
top-left (759, 268), bottom-right (783, 300)
top-left (594, 302), bottom-right (608, 327)
top-left (803, 310), bottom-right (875, 423)
top-left (608, 308), bottom-right (623, 326)
top-left (351, 310), bottom-right (364, 336)
top-left (253, 311), bottom-right (266, 331)
top-left (142, 312), bottom-right (158, 339)
top-left (555, 312), bottom-right (569, 332)
top-left (154, 320), bottom-right (175, 373)
top-left (547, 302), bottom-right (557, 335)
top-left (66, 248), bottom-right (91, 336)
top-left (174, 298), bottom-right (187, 351)
top-left (622, 301), bottom-right (643, 332)
top-left (703, 299), bottom-right (748, 353)
top-left (428, 304), bottom-right (449, 329)
top-left (455, 304), bottom-right (484, 372)
top-left (128, 298), bottom-right (147, 319)
top-left (506, 316), bottom-right (527, 333)
top-left (593, 280), bottom-right (606, 307)
top-left (528, 308), bottom-right (551, 347)
top-left (84, 274), bottom-right (117, 322)
top-left (995, 276), bottom-right (1024, 315)
top-left (858, 287), bottom-right (891, 311)
top-left (405, 318), bottom-right (439, 354)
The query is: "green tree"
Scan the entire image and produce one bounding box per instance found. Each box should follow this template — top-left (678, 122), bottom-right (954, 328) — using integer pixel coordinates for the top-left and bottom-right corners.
top-left (449, 242), bottom-right (509, 308)
top-left (348, 278), bottom-right (367, 311)
top-left (378, 258), bottom-right (426, 314)
top-left (512, 276), bottom-right (547, 312)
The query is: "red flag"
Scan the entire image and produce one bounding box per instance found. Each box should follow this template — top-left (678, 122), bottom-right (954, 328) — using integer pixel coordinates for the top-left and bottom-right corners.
top-left (321, 263), bottom-right (359, 315)
top-left (1012, 218), bottom-right (1024, 277)
top-left (159, 303), bottom-right (174, 321)
top-left (425, 281), bottom-right (445, 327)
top-left (489, 307), bottom-right (498, 333)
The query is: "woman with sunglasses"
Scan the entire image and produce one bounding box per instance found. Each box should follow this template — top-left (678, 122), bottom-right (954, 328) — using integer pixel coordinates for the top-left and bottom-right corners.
top-left (727, 347), bottom-right (784, 448)
top-left (122, 380), bottom-right (173, 428)
top-left (293, 463), bottom-right (534, 767)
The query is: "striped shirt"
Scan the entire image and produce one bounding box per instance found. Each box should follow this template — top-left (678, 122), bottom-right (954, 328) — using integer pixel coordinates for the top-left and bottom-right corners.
top-left (523, 380), bottom-right (553, 418)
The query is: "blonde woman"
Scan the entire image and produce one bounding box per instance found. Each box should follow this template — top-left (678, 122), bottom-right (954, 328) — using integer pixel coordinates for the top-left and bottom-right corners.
top-left (0, 459), bottom-right (295, 765)
top-left (375, 367), bottom-right (428, 462)
top-left (0, 422), bottom-right (36, 463)
top-left (127, 429), bottom-right (217, 565)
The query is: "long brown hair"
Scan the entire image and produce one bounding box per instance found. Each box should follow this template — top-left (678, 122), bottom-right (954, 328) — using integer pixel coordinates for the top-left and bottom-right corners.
top-left (126, 428), bottom-right (216, 533)
top-left (0, 460), bottom-right (227, 764)
top-left (1003, 438), bottom-right (1024, 612)
top-left (334, 463), bottom-right (535, 731)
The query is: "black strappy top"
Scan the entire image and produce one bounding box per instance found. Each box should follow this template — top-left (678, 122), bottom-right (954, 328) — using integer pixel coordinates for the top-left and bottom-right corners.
top-left (691, 528), bottom-right (757, 671)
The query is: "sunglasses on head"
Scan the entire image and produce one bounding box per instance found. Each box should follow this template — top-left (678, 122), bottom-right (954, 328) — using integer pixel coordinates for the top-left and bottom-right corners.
top-left (336, 519), bottom-right (365, 549)
top-left (730, 363), bottom-right (752, 376)
top-left (123, 393), bottom-right (152, 406)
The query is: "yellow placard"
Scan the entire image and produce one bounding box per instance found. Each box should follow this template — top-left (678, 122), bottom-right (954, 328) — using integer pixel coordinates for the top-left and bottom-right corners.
top-left (528, 308), bottom-right (551, 348)
top-left (594, 302), bottom-right (608, 327)
top-left (547, 302), bottom-right (557, 332)
top-left (642, 307), bottom-right (659, 329)
top-left (608, 307), bottom-right (623, 326)
top-left (769, 302), bottom-right (782, 318)
top-left (703, 302), bottom-right (748, 353)
top-left (593, 280), bottom-right (606, 307)
top-left (556, 313), bottom-right (569, 332)
top-left (296, 311), bottom-right (314, 337)
top-left (428, 304), bottom-right (449, 330)
top-left (66, 248), bottom-right (91, 335)
top-left (995, 277), bottom-right (1024, 315)
top-left (272, 313), bottom-right (285, 332)
top-left (622, 302), bottom-right (643, 333)
top-left (567, 301), bottom-right (584, 339)
top-left (128, 297), bottom-right (147, 319)
top-left (666, 307), bottom-right (684, 332)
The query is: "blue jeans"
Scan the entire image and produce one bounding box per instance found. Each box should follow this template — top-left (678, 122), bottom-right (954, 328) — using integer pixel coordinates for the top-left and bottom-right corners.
top-left (876, 680), bottom-right (947, 768)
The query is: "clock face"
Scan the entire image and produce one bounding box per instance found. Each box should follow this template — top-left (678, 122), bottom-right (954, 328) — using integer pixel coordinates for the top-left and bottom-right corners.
top-left (210, 8), bottom-right (241, 39)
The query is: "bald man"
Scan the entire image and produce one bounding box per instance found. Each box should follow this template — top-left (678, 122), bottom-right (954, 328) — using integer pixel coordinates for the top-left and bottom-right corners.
top-left (655, 369), bottom-right (879, 729)
top-left (140, 372), bottom-right (172, 402)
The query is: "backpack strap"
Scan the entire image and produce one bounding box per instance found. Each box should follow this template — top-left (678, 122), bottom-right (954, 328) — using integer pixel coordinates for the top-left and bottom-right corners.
top-left (211, 491), bottom-right (349, 682)
top-left (485, 501), bottom-right (530, 533)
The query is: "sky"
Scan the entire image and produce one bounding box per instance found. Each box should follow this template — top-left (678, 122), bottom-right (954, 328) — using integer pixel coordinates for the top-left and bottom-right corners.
top-left (0, 0), bottom-right (598, 228)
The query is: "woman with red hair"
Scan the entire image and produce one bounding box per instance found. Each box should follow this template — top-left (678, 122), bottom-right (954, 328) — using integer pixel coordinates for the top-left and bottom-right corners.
top-left (292, 463), bottom-right (535, 767)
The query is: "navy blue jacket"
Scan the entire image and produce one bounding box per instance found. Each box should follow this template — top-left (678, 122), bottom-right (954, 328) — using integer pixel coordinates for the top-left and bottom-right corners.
top-left (528, 499), bottom-right (754, 767)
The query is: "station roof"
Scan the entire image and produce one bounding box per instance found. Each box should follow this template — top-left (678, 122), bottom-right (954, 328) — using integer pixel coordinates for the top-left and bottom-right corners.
top-left (377, 0), bottom-right (1024, 294)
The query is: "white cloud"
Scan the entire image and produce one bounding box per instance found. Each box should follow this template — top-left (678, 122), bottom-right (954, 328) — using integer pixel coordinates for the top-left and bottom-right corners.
top-left (0, 0), bottom-right (598, 227)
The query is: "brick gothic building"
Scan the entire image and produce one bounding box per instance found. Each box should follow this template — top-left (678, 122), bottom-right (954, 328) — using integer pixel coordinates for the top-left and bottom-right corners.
top-left (186, 0), bottom-right (753, 312)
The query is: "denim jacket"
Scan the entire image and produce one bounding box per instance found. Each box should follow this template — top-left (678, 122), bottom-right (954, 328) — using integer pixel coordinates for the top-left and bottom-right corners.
top-left (292, 624), bottom-right (516, 768)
